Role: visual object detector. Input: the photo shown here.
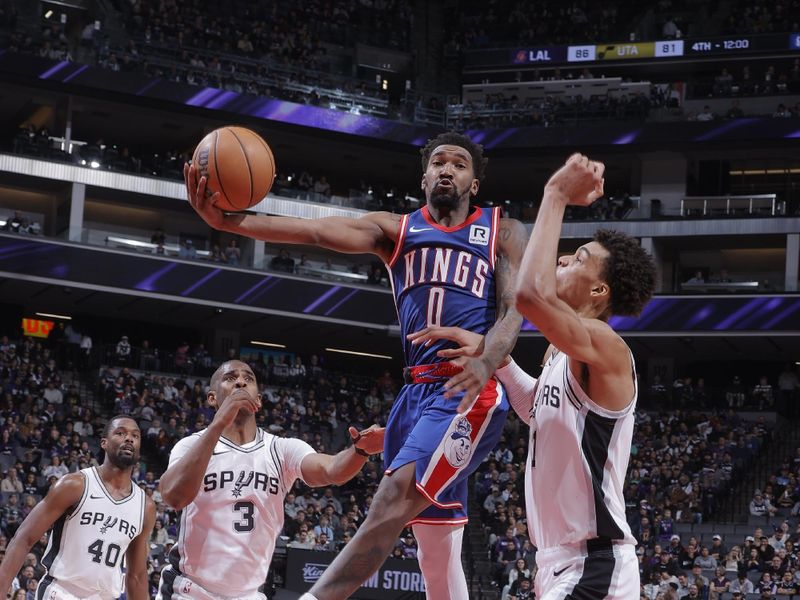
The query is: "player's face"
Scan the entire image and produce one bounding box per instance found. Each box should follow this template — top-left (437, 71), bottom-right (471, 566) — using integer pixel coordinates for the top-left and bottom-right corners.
top-left (555, 241), bottom-right (611, 313)
top-left (421, 145), bottom-right (479, 210)
top-left (102, 418), bottom-right (141, 468)
top-left (212, 361), bottom-right (260, 410)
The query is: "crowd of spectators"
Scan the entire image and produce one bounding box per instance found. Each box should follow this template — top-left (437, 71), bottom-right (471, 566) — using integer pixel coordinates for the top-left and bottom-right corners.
top-left (448, 88), bottom-right (660, 130)
top-left (689, 62), bottom-right (800, 104)
top-left (647, 368), bottom-right (800, 417)
top-left (722, 0), bottom-right (799, 35)
top-left (448, 0), bottom-right (638, 50)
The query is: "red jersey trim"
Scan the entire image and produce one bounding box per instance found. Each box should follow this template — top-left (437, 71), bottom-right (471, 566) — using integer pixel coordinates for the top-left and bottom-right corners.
top-left (489, 206), bottom-right (501, 269)
top-left (387, 214), bottom-right (409, 268)
top-left (421, 205), bottom-right (483, 232)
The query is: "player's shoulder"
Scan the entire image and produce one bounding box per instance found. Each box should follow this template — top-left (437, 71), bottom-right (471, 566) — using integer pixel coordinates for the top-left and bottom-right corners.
top-left (172, 430), bottom-right (206, 451)
top-left (47, 471), bottom-right (87, 506)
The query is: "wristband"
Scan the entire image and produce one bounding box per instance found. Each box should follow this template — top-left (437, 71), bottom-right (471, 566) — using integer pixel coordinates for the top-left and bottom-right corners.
top-left (353, 445), bottom-right (369, 457)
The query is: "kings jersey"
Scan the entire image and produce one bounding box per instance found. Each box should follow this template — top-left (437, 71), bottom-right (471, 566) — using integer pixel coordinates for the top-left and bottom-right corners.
top-left (387, 205), bottom-right (500, 367)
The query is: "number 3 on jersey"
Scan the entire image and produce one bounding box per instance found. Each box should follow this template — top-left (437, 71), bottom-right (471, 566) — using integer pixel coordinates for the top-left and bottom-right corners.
top-left (427, 287), bottom-right (445, 327)
top-left (233, 500), bottom-right (255, 532)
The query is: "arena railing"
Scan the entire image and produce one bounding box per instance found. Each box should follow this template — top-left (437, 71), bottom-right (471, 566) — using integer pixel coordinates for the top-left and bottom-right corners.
top-left (680, 194), bottom-right (782, 217)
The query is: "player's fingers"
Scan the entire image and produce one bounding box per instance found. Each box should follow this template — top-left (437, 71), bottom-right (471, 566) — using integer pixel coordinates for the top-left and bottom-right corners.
top-left (594, 161), bottom-right (606, 178)
top-left (456, 397), bottom-right (473, 414)
top-left (348, 426), bottom-right (359, 440)
top-left (437, 348), bottom-right (467, 358)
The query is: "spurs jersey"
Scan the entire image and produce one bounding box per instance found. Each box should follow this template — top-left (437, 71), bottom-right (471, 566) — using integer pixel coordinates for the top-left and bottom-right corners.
top-left (525, 349), bottom-right (637, 552)
top-left (164, 428), bottom-right (314, 597)
top-left (40, 467), bottom-right (146, 600)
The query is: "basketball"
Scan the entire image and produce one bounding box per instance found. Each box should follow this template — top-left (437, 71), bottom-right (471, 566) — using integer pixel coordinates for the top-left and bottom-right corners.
top-left (191, 126), bottom-right (276, 212)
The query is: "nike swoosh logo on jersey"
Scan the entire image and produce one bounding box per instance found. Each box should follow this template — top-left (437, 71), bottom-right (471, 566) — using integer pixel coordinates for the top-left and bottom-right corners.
top-left (553, 566), bottom-right (571, 577)
top-left (89, 494), bottom-right (103, 499)
top-left (409, 226), bottom-right (432, 233)
top-left (212, 450), bottom-right (230, 455)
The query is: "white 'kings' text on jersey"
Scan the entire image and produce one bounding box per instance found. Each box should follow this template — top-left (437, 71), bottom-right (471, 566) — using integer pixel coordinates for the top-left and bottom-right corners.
top-left (41, 467), bottom-right (146, 600)
top-left (167, 428), bottom-right (314, 596)
top-left (525, 349), bottom-right (637, 551)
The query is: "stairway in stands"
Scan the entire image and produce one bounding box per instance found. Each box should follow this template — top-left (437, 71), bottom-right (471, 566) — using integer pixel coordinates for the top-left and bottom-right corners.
top-left (465, 486), bottom-right (500, 600)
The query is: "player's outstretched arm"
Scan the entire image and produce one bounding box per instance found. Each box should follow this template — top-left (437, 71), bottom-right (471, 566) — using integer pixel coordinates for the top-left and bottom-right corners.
top-left (184, 163), bottom-right (400, 261)
top-left (0, 473), bottom-right (85, 594)
top-left (300, 425), bottom-right (384, 487)
top-left (124, 496), bottom-right (156, 600)
top-left (515, 155), bottom-right (630, 397)
top-left (159, 388), bottom-right (261, 510)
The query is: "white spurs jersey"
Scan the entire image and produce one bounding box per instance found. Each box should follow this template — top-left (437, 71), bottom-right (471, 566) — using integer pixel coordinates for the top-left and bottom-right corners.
top-left (525, 349), bottom-right (637, 552)
top-left (166, 428), bottom-right (314, 597)
top-left (41, 467), bottom-right (146, 600)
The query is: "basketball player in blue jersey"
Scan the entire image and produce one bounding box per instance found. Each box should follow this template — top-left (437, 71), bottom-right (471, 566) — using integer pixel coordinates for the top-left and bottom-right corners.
top-left (185, 131), bottom-right (528, 600)
top-left (0, 416), bottom-right (155, 600)
top-left (412, 154), bottom-right (657, 599)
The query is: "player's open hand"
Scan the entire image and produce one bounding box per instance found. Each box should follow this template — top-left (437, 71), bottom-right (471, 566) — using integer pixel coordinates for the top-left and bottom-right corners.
top-left (544, 153), bottom-right (605, 207)
top-left (349, 425), bottom-right (384, 455)
top-left (184, 162), bottom-right (226, 229)
top-left (407, 326), bottom-right (485, 359)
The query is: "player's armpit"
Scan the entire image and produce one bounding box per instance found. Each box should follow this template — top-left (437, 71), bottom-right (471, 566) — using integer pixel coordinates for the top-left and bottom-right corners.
top-left (125, 497), bottom-right (156, 600)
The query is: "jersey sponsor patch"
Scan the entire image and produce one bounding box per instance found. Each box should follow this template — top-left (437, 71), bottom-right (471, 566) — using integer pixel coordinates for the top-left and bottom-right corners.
top-left (444, 417), bottom-right (473, 468)
top-left (469, 224), bottom-right (490, 246)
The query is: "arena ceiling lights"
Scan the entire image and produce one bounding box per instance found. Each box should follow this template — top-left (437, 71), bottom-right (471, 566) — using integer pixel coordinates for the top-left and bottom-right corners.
top-left (325, 347), bottom-right (392, 360)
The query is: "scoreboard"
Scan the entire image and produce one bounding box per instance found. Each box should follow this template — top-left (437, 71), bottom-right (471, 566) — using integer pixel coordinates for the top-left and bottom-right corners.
top-left (507, 33), bottom-right (799, 66)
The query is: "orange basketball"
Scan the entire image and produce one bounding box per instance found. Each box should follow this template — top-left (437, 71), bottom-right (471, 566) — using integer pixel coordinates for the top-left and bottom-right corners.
top-left (192, 126), bottom-right (276, 211)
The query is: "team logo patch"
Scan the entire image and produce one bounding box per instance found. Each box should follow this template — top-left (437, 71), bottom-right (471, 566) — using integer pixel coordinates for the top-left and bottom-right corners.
top-left (444, 417), bottom-right (473, 468)
top-left (469, 225), bottom-right (490, 246)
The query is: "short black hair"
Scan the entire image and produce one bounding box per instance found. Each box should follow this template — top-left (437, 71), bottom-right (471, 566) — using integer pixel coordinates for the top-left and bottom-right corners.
top-left (594, 229), bottom-right (656, 317)
top-left (104, 415), bottom-right (137, 438)
top-left (420, 132), bottom-right (488, 181)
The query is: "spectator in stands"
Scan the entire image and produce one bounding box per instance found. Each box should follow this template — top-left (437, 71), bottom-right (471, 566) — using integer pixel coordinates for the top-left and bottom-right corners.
top-left (710, 566), bottom-right (730, 595)
top-left (726, 99), bottom-right (745, 119)
top-left (773, 104), bottom-right (792, 118)
top-left (1, 493), bottom-right (22, 536)
top-left (776, 571), bottom-right (797, 595)
top-left (115, 335), bottom-right (131, 365)
top-left (502, 558), bottom-right (530, 600)
top-left (753, 376), bottom-right (775, 410)
top-left (314, 532), bottom-right (334, 552)
top-left (224, 239), bottom-right (241, 266)
top-left (695, 546), bottom-right (717, 569)
top-left (688, 564), bottom-right (709, 596)
top-left (313, 176), bottom-right (332, 198)
top-left (695, 106), bottom-right (714, 122)
top-left (685, 271), bottom-right (705, 284)
top-left (42, 456), bottom-right (68, 480)
top-left (727, 376), bottom-right (747, 408)
top-left (508, 576), bottom-right (533, 600)
top-left (270, 248), bottom-right (295, 273)
top-left (2, 211), bottom-right (24, 234)
top-left (209, 245), bottom-right (223, 262)
top-left (1, 468), bottom-right (22, 494)
top-left (731, 569), bottom-right (755, 594)
top-left (150, 228), bottom-right (166, 245)
top-left (179, 239), bottom-right (197, 259)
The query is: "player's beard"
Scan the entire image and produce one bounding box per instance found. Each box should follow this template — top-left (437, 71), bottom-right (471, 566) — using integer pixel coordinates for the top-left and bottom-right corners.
top-left (428, 185), bottom-right (466, 211)
top-left (110, 446), bottom-right (139, 468)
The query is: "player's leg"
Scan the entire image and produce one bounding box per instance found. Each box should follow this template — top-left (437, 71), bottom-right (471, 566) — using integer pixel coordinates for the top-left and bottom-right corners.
top-left (305, 461), bottom-right (430, 600)
top-left (412, 522), bottom-right (469, 600)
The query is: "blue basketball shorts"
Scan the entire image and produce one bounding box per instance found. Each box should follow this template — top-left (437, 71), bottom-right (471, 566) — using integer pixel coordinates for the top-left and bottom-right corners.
top-left (383, 377), bottom-right (509, 526)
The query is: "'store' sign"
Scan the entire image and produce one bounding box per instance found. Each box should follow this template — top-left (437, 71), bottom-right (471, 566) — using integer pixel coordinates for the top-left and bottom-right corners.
top-left (285, 548), bottom-right (426, 600)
